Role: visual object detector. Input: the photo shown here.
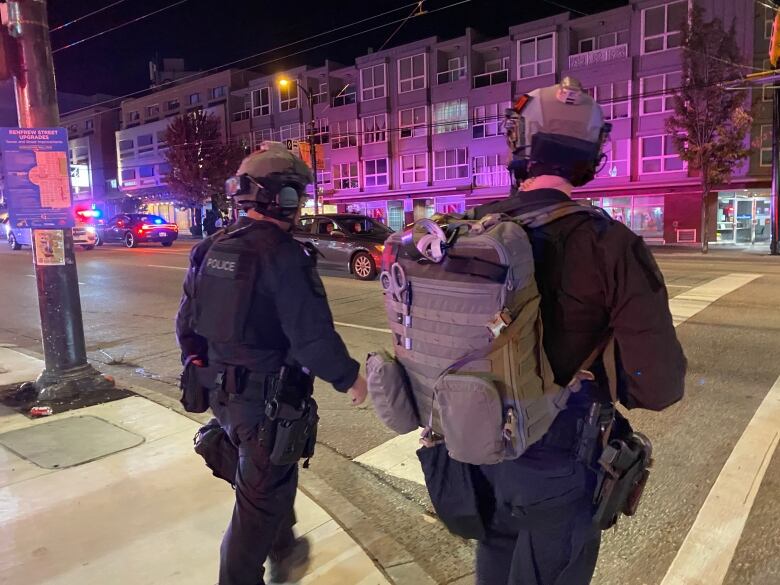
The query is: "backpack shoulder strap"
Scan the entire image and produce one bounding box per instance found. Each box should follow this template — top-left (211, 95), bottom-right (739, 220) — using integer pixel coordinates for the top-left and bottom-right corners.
top-left (514, 201), bottom-right (608, 229)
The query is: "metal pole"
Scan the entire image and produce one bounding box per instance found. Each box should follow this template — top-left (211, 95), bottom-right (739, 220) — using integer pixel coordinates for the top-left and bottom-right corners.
top-left (304, 85), bottom-right (319, 216)
top-left (771, 84), bottom-right (780, 256)
top-left (9, 0), bottom-right (108, 400)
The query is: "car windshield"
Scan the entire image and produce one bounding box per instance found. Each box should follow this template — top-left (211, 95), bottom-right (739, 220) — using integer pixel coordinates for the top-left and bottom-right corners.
top-left (336, 217), bottom-right (393, 235)
top-left (135, 215), bottom-right (167, 225)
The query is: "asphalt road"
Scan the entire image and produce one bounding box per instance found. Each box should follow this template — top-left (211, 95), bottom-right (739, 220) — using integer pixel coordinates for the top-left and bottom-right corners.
top-left (1, 236), bottom-right (779, 585)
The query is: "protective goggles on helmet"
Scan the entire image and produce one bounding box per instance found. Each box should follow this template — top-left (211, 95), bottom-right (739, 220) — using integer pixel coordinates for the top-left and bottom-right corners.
top-left (225, 174), bottom-right (260, 198)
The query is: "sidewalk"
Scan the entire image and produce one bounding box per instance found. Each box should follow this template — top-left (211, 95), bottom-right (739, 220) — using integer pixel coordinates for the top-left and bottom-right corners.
top-left (0, 347), bottom-right (391, 585)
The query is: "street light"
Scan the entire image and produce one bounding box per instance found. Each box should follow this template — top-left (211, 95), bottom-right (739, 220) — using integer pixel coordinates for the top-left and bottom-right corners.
top-left (278, 77), bottom-right (319, 215)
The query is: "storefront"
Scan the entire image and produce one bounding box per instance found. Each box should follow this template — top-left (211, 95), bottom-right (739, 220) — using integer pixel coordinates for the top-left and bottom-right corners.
top-left (575, 194), bottom-right (666, 242)
top-left (715, 190), bottom-right (771, 245)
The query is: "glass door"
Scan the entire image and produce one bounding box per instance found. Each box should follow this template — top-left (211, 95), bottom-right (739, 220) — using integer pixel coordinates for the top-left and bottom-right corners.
top-left (753, 198), bottom-right (771, 243)
top-left (716, 197), bottom-right (736, 243)
top-left (735, 199), bottom-right (753, 243)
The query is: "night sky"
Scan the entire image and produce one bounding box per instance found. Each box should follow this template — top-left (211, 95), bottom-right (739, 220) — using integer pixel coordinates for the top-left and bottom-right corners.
top-left (49, 0), bottom-right (626, 99)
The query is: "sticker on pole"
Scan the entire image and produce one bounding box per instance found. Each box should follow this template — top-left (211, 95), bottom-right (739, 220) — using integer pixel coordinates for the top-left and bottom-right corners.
top-left (33, 230), bottom-right (66, 266)
top-left (0, 127), bottom-right (74, 229)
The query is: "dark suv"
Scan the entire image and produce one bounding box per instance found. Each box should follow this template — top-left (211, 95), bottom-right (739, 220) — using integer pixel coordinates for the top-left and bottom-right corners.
top-left (293, 214), bottom-right (392, 280)
top-left (97, 214), bottom-right (179, 248)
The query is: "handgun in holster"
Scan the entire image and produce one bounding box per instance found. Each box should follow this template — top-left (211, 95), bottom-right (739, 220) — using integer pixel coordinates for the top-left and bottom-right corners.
top-left (592, 432), bottom-right (653, 530)
top-left (265, 365), bottom-right (319, 467)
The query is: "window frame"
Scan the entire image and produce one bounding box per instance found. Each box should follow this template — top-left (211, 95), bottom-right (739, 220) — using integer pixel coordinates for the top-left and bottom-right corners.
top-left (398, 53), bottom-right (427, 94)
top-left (362, 113), bottom-right (388, 144)
top-left (472, 102), bottom-right (510, 139)
top-left (400, 152), bottom-right (428, 184)
top-left (760, 124), bottom-right (773, 167)
top-left (188, 93), bottom-right (201, 105)
top-left (640, 134), bottom-right (687, 174)
top-left (433, 147), bottom-right (469, 181)
top-left (596, 138), bottom-right (631, 178)
top-left (360, 63), bottom-right (387, 101)
top-left (591, 81), bottom-right (632, 120)
top-left (333, 161), bottom-right (359, 190)
top-left (331, 119), bottom-right (358, 149)
top-left (279, 83), bottom-right (299, 112)
top-left (517, 32), bottom-right (556, 79)
top-left (432, 98), bottom-right (468, 134)
top-left (472, 154), bottom-right (509, 187)
top-left (640, 73), bottom-right (680, 115)
top-left (363, 158), bottom-right (390, 188)
top-left (399, 106), bottom-right (428, 139)
top-left (252, 87), bottom-right (271, 117)
top-left (641, 0), bottom-right (687, 55)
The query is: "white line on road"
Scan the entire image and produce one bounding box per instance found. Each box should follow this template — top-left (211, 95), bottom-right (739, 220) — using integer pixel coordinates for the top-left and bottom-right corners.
top-left (334, 321), bottom-right (392, 334)
top-left (146, 264), bottom-right (187, 270)
top-left (355, 272), bottom-right (764, 488)
top-left (25, 274), bottom-right (86, 285)
top-left (659, 374), bottom-right (780, 585)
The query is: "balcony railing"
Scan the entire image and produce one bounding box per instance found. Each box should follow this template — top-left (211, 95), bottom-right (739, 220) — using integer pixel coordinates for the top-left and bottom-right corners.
top-left (568, 43), bottom-right (629, 69)
top-left (473, 69), bottom-right (509, 89)
top-left (332, 92), bottom-right (357, 108)
top-left (232, 110), bottom-right (250, 122)
top-left (437, 67), bottom-right (467, 85)
top-left (312, 92), bottom-right (328, 105)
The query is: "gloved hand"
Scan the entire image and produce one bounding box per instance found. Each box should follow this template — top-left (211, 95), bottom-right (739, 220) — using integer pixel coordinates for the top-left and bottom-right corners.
top-left (347, 374), bottom-right (368, 406)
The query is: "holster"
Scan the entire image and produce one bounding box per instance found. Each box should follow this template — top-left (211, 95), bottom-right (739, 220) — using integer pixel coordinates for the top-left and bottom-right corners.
top-left (265, 366), bottom-right (319, 467)
top-left (193, 418), bottom-right (238, 486)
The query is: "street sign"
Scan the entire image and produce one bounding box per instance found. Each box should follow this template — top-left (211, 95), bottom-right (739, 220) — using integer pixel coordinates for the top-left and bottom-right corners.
top-left (0, 127), bottom-right (74, 228)
top-left (285, 139), bottom-right (299, 152)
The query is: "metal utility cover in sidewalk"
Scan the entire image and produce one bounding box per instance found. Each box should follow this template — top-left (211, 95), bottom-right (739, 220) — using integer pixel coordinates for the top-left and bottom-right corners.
top-left (0, 416), bottom-right (144, 469)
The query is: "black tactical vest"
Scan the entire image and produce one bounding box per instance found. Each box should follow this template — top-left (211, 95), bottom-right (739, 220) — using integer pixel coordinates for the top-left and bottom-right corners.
top-left (193, 223), bottom-right (286, 350)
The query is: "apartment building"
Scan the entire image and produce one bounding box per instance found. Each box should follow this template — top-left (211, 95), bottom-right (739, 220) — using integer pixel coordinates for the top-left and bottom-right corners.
top-left (61, 105), bottom-right (122, 216)
top-left (228, 0), bottom-right (771, 245)
top-left (115, 68), bottom-right (251, 228)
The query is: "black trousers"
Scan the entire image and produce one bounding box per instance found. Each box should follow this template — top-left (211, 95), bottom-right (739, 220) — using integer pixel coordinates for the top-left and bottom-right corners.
top-left (211, 381), bottom-right (299, 585)
top-left (474, 406), bottom-right (602, 585)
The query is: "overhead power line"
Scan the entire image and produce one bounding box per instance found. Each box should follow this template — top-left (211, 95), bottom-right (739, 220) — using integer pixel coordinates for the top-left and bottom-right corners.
top-left (50, 0), bottom-right (133, 33)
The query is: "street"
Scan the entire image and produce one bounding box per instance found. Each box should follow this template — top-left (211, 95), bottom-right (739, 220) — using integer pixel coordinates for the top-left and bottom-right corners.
top-left (1, 240), bottom-right (779, 585)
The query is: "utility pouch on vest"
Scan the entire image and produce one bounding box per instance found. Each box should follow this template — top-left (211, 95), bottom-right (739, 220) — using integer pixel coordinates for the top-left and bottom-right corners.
top-left (268, 397), bottom-right (319, 467)
top-left (366, 351), bottom-right (420, 434)
top-left (592, 432), bottom-right (653, 530)
top-left (216, 365), bottom-right (248, 395)
top-left (180, 358), bottom-right (211, 413)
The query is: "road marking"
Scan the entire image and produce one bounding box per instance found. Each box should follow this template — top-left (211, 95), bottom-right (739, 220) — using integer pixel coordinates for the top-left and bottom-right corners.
top-left (25, 274), bottom-right (86, 285)
top-left (334, 321), bottom-right (391, 334)
top-left (146, 264), bottom-right (187, 270)
top-left (356, 272), bottom-right (763, 488)
top-left (659, 374), bottom-right (780, 585)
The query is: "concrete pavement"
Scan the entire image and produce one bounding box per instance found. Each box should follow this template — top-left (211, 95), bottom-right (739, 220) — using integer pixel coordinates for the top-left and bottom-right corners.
top-left (0, 347), bottom-right (391, 585)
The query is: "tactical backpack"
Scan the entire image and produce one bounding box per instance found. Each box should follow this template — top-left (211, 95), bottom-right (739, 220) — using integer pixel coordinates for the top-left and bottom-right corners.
top-left (367, 201), bottom-right (604, 465)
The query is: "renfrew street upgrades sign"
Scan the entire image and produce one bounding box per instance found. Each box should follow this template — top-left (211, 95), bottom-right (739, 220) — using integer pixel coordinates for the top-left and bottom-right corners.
top-left (0, 127), bottom-right (74, 228)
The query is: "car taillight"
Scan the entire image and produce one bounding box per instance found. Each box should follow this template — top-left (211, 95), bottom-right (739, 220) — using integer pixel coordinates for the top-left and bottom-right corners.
top-left (139, 224), bottom-right (153, 231)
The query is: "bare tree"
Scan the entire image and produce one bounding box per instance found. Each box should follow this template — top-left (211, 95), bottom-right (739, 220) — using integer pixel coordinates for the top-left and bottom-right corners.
top-left (665, 4), bottom-right (752, 253)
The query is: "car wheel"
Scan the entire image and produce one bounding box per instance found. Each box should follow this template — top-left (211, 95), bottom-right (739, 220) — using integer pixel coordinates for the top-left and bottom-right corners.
top-left (81, 245), bottom-right (94, 251)
top-left (95, 234), bottom-right (103, 246)
top-left (9, 233), bottom-right (21, 250)
top-left (124, 232), bottom-right (138, 248)
top-left (161, 241), bottom-right (173, 247)
top-left (351, 252), bottom-right (376, 281)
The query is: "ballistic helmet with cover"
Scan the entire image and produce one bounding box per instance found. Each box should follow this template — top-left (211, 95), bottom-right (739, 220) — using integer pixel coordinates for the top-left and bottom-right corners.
top-left (505, 77), bottom-right (611, 188)
top-left (225, 141), bottom-right (314, 220)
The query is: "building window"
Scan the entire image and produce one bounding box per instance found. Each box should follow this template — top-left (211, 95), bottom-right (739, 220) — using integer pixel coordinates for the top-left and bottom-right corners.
top-left (597, 30), bottom-right (629, 49)
top-left (128, 111), bottom-right (140, 122)
top-left (145, 104), bottom-right (160, 118)
top-left (279, 83), bottom-right (299, 111)
top-left (434, 148), bottom-right (469, 180)
top-left (438, 56), bottom-right (466, 84)
top-left (307, 118), bottom-right (330, 144)
top-left (401, 153), bottom-right (427, 184)
top-left (157, 163), bottom-right (171, 176)
top-left (597, 139), bottom-right (630, 178)
top-left (253, 129), bottom-right (274, 148)
top-left (189, 93), bottom-right (201, 105)
top-left (641, 135), bottom-right (685, 173)
top-left (313, 82), bottom-right (328, 105)
top-left (332, 83), bottom-right (357, 107)
top-left (333, 162), bottom-right (359, 190)
top-left (761, 124), bottom-right (773, 166)
top-left (398, 53), bottom-right (427, 93)
top-left (399, 106), bottom-right (427, 138)
top-left (252, 87), bottom-right (271, 117)
top-left (278, 123), bottom-right (303, 141)
top-left (234, 95), bottom-right (251, 121)
top-left (472, 154), bottom-right (509, 187)
top-left (518, 33), bottom-right (555, 79)
top-left (364, 158), bottom-right (389, 187)
top-left (642, 1), bottom-right (686, 54)
top-left (139, 165), bottom-right (155, 178)
top-left (362, 113), bottom-right (387, 144)
top-left (433, 99), bottom-right (468, 134)
top-left (209, 86), bottom-right (227, 100)
top-left (118, 139), bottom-right (134, 159)
top-left (121, 168), bottom-right (136, 180)
top-left (640, 72), bottom-right (681, 114)
top-left (137, 134), bottom-right (154, 153)
top-left (589, 81), bottom-right (631, 120)
top-left (360, 64), bottom-right (386, 101)
top-left (472, 102), bottom-right (510, 138)
top-left (156, 131), bottom-right (168, 150)
top-left (85, 119), bottom-right (94, 130)
top-left (166, 99), bottom-right (180, 111)
top-left (578, 37), bottom-right (595, 53)
top-left (331, 119), bottom-right (358, 149)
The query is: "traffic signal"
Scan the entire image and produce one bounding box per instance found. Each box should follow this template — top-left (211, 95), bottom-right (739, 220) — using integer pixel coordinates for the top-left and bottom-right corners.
top-left (770, 9), bottom-right (780, 68)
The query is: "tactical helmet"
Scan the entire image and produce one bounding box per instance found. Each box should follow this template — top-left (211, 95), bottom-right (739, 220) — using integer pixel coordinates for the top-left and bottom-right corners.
top-left (505, 77), bottom-right (611, 188)
top-left (225, 141), bottom-right (314, 219)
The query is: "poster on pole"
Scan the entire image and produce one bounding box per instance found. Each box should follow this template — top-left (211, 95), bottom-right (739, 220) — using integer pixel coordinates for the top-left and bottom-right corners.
top-left (0, 127), bottom-right (74, 228)
top-left (32, 229), bottom-right (66, 266)
top-left (297, 142), bottom-right (326, 169)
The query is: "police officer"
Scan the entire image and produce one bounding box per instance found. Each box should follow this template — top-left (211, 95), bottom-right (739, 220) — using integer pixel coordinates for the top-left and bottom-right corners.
top-left (176, 142), bottom-right (368, 585)
top-left (465, 78), bottom-right (686, 584)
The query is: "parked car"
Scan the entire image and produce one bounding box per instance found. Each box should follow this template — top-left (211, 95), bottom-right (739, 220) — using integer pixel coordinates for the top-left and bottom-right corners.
top-left (293, 214), bottom-right (392, 280)
top-left (96, 214), bottom-right (179, 248)
top-left (5, 220), bottom-right (97, 250)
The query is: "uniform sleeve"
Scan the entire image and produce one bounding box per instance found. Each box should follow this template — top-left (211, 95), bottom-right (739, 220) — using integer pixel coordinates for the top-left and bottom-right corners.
top-left (607, 231), bottom-right (686, 411)
top-left (175, 240), bottom-right (211, 364)
top-left (265, 241), bottom-right (360, 392)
